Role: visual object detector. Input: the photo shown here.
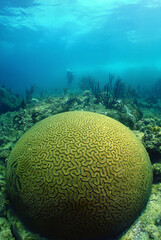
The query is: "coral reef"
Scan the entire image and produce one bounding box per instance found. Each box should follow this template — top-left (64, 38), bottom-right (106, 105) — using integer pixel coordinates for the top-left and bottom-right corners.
top-left (120, 184), bottom-right (161, 240)
top-left (90, 74), bottom-right (125, 109)
top-left (6, 111), bottom-right (152, 240)
top-left (135, 118), bottom-right (161, 164)
top-left (0, 87), bottom-right (22, 115)
top-left (0, 86), bottom-right (161, 239)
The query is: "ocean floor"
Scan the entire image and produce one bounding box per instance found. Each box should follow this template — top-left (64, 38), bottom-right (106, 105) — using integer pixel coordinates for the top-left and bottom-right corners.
top-left (0, 89), bottom-right (161, 240)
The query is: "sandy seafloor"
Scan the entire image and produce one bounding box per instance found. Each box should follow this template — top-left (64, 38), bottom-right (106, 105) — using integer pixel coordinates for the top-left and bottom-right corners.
top-left (0, 89), bottom-right (161, 240)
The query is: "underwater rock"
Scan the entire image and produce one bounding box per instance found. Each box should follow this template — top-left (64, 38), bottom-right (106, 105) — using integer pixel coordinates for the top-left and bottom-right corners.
top-left (153, 163), bottom-right (161, 183)
top-left (31, 110), bottom-right (40, 123)
top-left (103, 108), bottom-right (136, 129)
top-left (142, 128), bottom-right (161, 163)
top-left (120, 183), bottom-right (161, 240)
top-left (31, 98), bottom-right (39, 106)
top-left (0, 87), bottom-right (21, 115)
top-left (6, 208), bottom-right (43, 240)
top-left (0, 150), bottom-right (10, 162)
top-left (82, 90), bottom-right (91, 97)
top-left (0, 165), bottom-right (7, 218)
top-left (0, 218), bottom-right (14, 240)
top-left (6, 111), bottom-right (152, 240)
top-left (134, 118), bottom-right (161, 163)
top-left (135, 118), bottom-right (156, 132)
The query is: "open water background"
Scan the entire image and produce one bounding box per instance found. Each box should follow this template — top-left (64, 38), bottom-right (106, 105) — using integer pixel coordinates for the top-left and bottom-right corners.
top-left (0, 0), bottom-right (161, 94)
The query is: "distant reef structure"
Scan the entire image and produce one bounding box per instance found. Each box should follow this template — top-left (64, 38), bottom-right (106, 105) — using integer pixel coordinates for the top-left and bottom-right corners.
top-left (0, 87), bottom-right (22, 115)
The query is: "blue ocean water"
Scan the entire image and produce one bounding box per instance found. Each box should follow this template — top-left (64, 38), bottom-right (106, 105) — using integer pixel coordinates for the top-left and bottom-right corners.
top-left (0, 0), bottom-right (161, 94)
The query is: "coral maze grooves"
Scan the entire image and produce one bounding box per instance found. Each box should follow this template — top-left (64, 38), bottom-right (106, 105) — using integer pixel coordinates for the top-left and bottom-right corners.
top-left (6, 111), bottom-right (152, 239)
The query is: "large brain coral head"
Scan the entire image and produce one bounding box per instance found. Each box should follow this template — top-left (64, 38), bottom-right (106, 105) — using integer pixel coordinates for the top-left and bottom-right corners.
top-left (6, 111), bottom-right (152, 240)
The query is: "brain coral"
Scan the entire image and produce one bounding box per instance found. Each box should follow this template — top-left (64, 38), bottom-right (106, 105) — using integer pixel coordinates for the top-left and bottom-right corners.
top-left (6, 111), bottom-right (152, 240)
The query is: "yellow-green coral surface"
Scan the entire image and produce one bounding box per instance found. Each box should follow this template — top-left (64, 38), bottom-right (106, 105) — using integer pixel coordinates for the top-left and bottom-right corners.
top-left (6, 111), bottom-right (153, 240)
